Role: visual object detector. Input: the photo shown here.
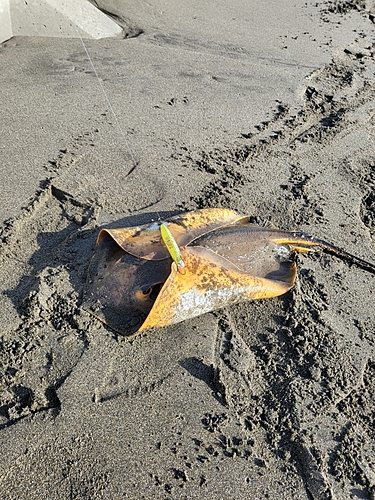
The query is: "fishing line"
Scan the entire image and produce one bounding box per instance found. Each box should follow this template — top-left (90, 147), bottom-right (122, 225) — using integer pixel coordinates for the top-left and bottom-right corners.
top-left (75, 27), bottom-right (139, 174)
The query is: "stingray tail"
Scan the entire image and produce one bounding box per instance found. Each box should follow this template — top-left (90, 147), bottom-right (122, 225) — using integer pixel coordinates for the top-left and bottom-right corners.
top-left (273, 231), bottom-right (375, 275)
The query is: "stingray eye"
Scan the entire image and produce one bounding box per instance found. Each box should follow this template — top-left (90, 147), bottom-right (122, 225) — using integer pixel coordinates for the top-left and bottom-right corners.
top-left (136, 287), bottom-right (153, 300)
top-left (135, 283), bottom-right (163, 302)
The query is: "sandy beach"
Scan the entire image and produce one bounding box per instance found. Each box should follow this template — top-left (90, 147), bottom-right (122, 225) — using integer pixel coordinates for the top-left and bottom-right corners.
top-left (1, 0), bottom-right (375, 498)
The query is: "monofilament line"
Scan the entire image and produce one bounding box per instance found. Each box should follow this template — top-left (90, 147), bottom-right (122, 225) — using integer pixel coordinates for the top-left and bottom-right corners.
top-left (75, 27), bottom-right (138, 174)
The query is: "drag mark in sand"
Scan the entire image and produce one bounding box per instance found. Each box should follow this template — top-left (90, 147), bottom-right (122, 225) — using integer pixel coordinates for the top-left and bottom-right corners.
top-left (179, 43), bottom-right (375, 232)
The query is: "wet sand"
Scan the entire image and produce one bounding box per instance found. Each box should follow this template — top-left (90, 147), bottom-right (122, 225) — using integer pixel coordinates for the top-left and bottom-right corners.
top-left (1, 1), bottom-right (375, 498)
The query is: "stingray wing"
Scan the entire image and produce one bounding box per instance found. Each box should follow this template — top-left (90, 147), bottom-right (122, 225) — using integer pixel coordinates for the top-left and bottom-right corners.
top-left (190, 225), bottom-right (299, 284)
top-left (139, 247), bottom-right (296, 331)
top-left (98, 208), bottom-right (246, 261)
top-left (165, 208), bottom-right (248, 247)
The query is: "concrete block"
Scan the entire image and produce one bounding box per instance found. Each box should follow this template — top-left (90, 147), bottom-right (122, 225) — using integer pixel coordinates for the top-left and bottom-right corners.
top-left (0, 0), bottom-right (123, 44)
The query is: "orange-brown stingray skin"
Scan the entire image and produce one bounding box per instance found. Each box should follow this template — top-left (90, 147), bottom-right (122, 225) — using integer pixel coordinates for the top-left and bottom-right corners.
top-left (83, 208), bottom-right (248, 335)
top-left (138, 248), bottom-right (296, 331)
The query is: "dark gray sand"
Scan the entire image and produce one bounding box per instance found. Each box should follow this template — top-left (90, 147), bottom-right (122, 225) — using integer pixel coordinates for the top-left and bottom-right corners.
top-left (1, 1), bottom-right (375, 498)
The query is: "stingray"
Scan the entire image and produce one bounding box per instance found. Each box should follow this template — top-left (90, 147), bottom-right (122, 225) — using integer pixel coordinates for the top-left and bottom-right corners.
top-left (82, 208), bottom-right (375, 336)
